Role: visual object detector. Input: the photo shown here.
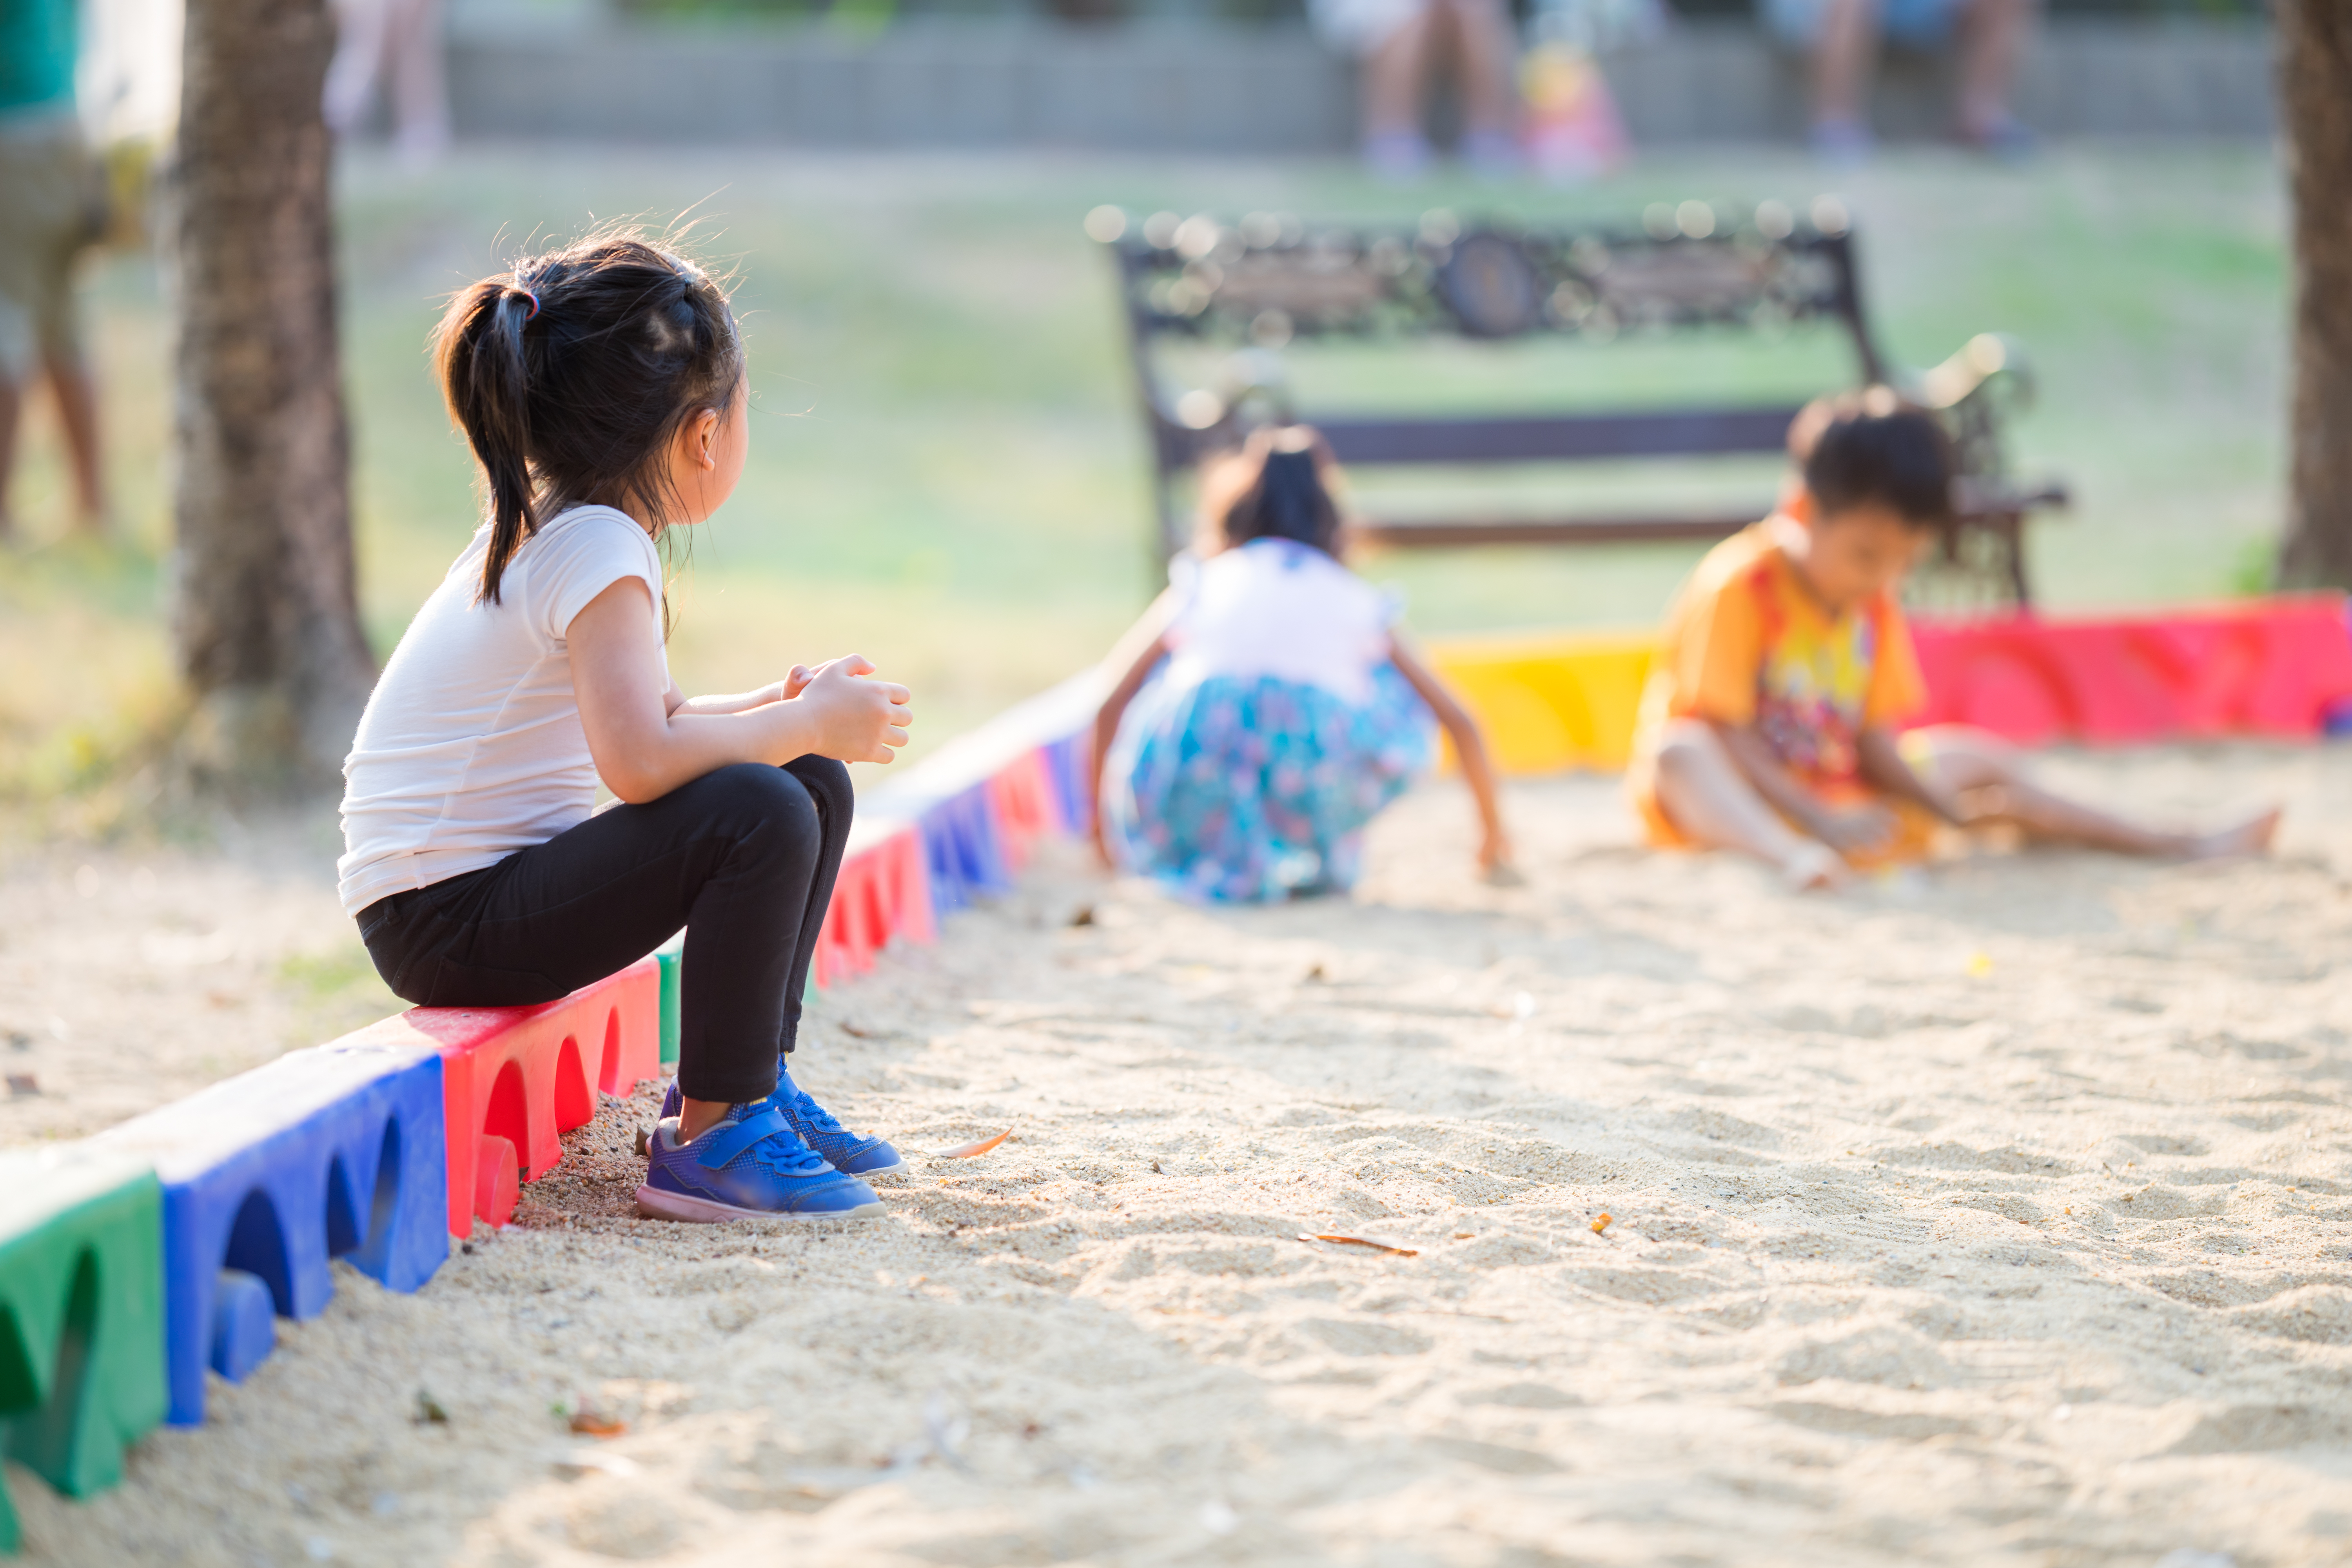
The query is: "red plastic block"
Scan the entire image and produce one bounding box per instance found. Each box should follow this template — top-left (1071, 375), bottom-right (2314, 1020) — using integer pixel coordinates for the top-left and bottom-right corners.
top-left (988, 748), bottom-right (1060, 877)
top-left (371, 958), bottom-right (662, 1234)
top-left (1910, 595), bottom-right (2352, 748)
top-left (813, 820), bottom-right (936, 990)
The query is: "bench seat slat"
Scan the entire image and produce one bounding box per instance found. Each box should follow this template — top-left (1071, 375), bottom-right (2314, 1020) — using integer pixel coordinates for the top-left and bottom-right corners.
top-left (1315, 406), bottom-right (1810, 466)
top-left (1352, 512), bottom-right (1760, 548)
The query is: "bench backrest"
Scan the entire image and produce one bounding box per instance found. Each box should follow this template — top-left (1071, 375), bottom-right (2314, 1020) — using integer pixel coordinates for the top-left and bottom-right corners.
top-left (1102, 202), bottom-right (1890, 543)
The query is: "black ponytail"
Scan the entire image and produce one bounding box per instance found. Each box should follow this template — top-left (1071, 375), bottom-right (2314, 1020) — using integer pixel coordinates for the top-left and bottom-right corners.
top-left (431, 229), bottom-right (743, 605)
top-left (1215, 426), bottom-right (1343, 556)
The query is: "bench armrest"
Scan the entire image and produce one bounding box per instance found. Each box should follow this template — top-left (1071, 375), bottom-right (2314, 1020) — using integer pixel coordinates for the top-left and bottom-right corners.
top-left (1915, 332), bottom-right (2035, 416)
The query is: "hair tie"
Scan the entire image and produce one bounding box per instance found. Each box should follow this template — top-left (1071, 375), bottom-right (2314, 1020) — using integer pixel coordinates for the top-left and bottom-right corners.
top-left (511, 280), bottom-right (541, 321)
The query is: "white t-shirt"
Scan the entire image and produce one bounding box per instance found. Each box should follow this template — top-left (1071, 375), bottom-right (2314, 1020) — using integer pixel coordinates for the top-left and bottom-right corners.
top-left (336, 505), bottom-right (668, 916)
top-left (1161, 537), bottom-right (1399, 706)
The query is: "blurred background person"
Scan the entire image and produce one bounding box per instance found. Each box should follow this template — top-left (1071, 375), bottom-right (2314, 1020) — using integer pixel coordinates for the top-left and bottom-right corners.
top-left (0, 0), bottom-right (109, 540)
top-left (1764, 0), bottom-right (2038, 163)
top-left (1310, 0), bottom-right (1522, 179)
top-left (325, 0), bottom-right (452, 166)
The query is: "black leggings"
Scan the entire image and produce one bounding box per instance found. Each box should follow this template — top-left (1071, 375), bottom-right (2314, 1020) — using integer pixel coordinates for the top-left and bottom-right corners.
top-left (355, 757), bottom-right (852, 1105)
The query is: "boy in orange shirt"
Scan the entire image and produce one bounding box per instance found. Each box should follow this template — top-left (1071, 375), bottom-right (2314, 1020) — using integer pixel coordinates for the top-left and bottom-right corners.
top-left (1625, 392), bottom-right (2278, 889)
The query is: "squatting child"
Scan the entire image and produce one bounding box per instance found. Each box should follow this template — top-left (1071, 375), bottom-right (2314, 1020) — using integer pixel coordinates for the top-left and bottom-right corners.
top-left (1090, 424), bottom-right (1514, 901)
top-left (1624, 390), bottom-right (2278, 889)
top-left (338, 230), bottom-right (912, 1223)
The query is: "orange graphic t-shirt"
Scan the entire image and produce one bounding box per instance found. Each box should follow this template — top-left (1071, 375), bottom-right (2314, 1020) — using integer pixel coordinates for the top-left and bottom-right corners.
top-left (1627, 519), bottom-right (1928, 849)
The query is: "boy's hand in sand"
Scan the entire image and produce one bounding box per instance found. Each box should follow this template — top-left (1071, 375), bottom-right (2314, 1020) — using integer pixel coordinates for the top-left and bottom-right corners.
top-left (796, 655), bottom-right (911, 764)
top-left (1810, 801), bottom-right (1898, 857)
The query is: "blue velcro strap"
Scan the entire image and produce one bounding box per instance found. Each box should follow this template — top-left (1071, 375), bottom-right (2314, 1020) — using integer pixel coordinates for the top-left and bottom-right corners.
top-left (695, 1105), bottom-right (792, 1169)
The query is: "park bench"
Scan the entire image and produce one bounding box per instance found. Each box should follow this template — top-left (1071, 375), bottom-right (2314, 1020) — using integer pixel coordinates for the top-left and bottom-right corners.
top-left (1094, 200), bottom-right (2066, 608)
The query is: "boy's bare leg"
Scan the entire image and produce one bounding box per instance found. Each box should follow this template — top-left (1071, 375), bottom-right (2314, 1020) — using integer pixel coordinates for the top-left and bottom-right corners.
top-left (1956, 0), bottom-right (2032, 141)
top-left (1361, 11), bottom-right (1432, 142)
top-left (1439, 0), bottom-right (1519, 141)
top-left (1812, 0), bottom-right (1881, 128)
top-left (1652, 719), bottom-right (1846, 887)
top-left (1907, 724), bottom-right (2278, 858)
top-left (45, 352), bottom-right (105, 531)
top-left (0, 371), bottom-right (20, 538)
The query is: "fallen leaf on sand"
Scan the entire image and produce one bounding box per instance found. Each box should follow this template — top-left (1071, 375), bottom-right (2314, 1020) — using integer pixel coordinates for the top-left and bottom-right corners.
top-left (936, 1129), bottom-right (1012, 1159)
top-left (1591, 1214), bottom-right (1613, 1234)
top-left (1297, 1232), bottom-right (1419, 1257)
top-left (569, 1412), bottom-right (627, 1438)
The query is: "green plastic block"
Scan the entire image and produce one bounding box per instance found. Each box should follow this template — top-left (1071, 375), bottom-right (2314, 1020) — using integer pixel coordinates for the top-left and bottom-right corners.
top-left (655, 938), bottom-right (683, 1068)
top-left (0, 1147), bottom-right (168, 1554)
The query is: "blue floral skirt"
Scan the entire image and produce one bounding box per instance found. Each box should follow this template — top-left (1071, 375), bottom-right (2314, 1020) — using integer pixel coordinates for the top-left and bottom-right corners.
top-left (1103, 662), bottom-right (1435, 904)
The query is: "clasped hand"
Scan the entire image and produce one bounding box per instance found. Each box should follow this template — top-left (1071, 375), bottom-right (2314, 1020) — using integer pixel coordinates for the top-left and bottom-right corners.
top-left (774, 655), bottom-right (911, 765)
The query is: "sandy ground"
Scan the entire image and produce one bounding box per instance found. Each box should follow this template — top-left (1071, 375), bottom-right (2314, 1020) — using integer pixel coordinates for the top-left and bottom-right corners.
top-left (0, 812), bottom-right (400, 1145)
top-left (11, 744), bottom-right (2352, 1567)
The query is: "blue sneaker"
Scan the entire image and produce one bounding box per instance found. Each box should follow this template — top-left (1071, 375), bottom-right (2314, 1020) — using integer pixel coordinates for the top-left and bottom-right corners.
top-left (635, 1102), bottom-right (885, 1223)
top-left (772, 1066), bottom-right (905, 1178)
top-left (657, 1068), bottom-right (905, 1178)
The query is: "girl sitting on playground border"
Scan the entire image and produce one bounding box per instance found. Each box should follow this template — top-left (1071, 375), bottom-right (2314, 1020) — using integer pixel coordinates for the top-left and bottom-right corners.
top-left (1090, 424), bottom-right (1514, 902)
top-left (338, 228), bottom-right (912, 1224)
top-left (1624, 389), bottom-right (2279, 889)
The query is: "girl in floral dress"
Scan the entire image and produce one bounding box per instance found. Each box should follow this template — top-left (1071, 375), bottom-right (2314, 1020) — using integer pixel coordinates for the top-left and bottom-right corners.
top-left (1089, 425), bottom-right (1514, 902)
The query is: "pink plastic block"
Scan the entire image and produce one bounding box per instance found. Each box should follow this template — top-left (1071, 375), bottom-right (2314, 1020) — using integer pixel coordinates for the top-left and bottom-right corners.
top-left (988, 748), bottom-right (1060, 877)
top-left (813, 821), bottom-right (936, 989)
top-left (1910, 595), bottom-right (2352, 747)
top-left (359, 958), bottom-right (662, 1234)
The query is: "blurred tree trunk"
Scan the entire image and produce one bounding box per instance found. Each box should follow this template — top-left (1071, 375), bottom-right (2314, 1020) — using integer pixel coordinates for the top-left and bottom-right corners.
top-left (168, 0), bottom-right (375, 790)
top-left (2278, 1), bottom-right (2352, 590)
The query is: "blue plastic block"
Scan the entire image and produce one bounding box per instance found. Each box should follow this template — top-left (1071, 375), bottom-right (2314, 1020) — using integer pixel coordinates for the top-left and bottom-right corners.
top-left (1040, 731), bottom-right (1093, 835)
top-left (90, 1036), bottom-right (448, 1425)
top-left (918, 781), bottom-right (1011, 914)
top-left (207, 1270), bottom-right (274, 1384)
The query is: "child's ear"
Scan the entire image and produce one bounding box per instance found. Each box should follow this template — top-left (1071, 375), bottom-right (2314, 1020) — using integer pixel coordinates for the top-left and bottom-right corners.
top-left (1782, 486), bottom-right (1817, 526)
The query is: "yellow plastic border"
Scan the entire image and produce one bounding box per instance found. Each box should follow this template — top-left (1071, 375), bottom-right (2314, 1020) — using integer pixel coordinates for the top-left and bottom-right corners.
top-left (1423, 629), bottom-right (1657, 775)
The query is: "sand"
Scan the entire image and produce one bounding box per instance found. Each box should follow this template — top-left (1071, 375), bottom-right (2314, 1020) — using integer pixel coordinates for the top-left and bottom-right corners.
top-left (11, 743), bottom-right (2352, 1567)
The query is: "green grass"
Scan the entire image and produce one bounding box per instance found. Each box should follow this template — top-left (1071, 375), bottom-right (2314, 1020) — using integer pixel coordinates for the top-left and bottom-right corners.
top-left (0, 141), bottom-right (2289, 823)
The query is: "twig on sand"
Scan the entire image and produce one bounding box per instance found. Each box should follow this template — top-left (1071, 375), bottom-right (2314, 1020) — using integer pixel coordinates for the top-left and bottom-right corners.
top-left (936, 1128), bottom-right (1013, 1159)
top-left (1296, 1232), bottom-right (1419, 1257)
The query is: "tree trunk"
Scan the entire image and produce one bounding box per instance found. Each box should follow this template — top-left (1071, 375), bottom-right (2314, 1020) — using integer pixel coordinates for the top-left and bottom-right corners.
top-left (2278, 2), bottom-right (2352, 590)
top-left (168, 0), bottom-right (374, 790)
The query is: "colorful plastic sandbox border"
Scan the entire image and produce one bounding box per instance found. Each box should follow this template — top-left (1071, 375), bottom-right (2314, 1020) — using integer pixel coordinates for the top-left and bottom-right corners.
top-left (4, 594), bottom-right (2347, 1546)
top-left (1423, 593), bottom-right (2352, 776)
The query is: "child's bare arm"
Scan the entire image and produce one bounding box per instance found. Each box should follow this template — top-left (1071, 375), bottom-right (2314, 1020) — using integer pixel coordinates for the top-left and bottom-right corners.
top-left (1087, 590), bottom-right (1182, 862)
top-left (1712, 720), bottom-right (1895, 855)
top-left (662, 661), bottom-right (830, 719)
top-left (1856, 726), bottom-right (1965, 825)
top-left (1388, 634), bottom-right (1514, 873)
top-left (571, 579), bottom-right (909, 803)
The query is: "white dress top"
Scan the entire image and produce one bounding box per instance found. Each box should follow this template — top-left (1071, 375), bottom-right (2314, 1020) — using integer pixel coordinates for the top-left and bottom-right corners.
top-left (1161, 537), bottom-right (1399, 707)
top-left (336, 505), bottom-right (667, 916)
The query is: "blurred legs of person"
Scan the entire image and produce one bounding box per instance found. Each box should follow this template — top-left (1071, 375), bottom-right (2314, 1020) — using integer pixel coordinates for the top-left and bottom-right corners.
top-left (1951, 0), bottom-right (2033, 151)
top-left (1314, 0), bottom-right (1520, 178)
top-left (325, 0), bottom-right (450, 166)
top-left (0, 116), bottom-right (107, 540)
top-left (1767, 0), bottom-right (2037, 163)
